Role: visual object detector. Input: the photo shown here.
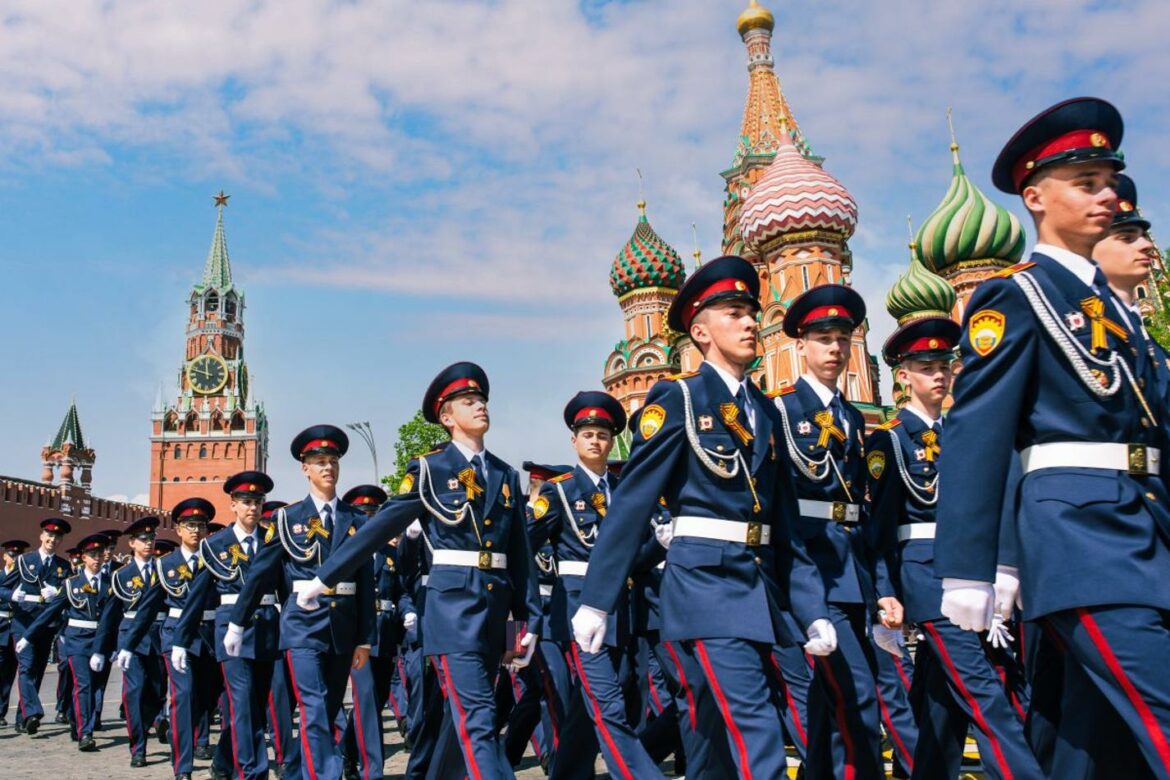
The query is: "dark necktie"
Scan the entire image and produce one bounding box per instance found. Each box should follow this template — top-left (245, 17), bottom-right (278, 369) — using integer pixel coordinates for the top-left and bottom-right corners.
top-left (598, 475), bottom-right (610, 504)
top-left (734, 385), bottom-right (754, 435)
top-left (143, 560), bottom-right (154, 585)
top-left (830, 394), bottom-right (849, 434)
top-left (322, 503), bottom-right (334, 535)
top-left (243, 535), bottom-right (254, 561)
top-left (473, 455), bottom-right (487, 490)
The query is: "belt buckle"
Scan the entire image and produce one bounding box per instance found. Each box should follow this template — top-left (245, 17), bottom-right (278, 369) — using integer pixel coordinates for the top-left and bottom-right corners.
top-left (745, 522), bottom-right (762, 546)
top-left (831, 502), bottom-right (847, 523)
top-left (322, 586), bottom-right (336, 597)
top-left (478, 551), bottom-right (493, 570)
top-left (1128, 444), bottom-right (1149, 475)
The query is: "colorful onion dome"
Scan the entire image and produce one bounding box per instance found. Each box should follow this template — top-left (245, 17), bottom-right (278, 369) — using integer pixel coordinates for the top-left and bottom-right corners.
top-left (737, 0), bottom-right (775, 37)
top-left (915, 140), bottom-right (1025, 274)
top-left (738, 126), bottom-right (858, 251)
top-left (610, 201), bottom-right (686, 298)
top-left (886, 245), bottom-right (957, 325)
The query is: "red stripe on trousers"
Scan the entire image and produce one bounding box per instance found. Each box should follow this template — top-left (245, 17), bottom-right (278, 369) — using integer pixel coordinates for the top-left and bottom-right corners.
top-left (570, 643), bottom-right (634, 780)
top-left (893, 654), bottom-right (912, 691)
top-left (166, 661), bottom-right (180, 776)
top-left (662, 641), bottom-right (697, 732)
top-left (350, 672), bottom-right (371, 780)
top-left (875, 683), bottom-right (913, 771)
top-left (815, 655), bottom-right (857, 780)
top-left (922, 622), bottom-right (1013, 780)
top-left (67, 657), bottom-right (83, 742)
top-left (121, 666), bottom-right (137, 756)
top-left (438, 655), bottom-right (484, 780)
top-left (536, 653), bottom-right (560, 748)
top-left (769, 652), bottom-right (807, 747)
top-left (268, 690), bottom-right (284, 764)
top-left (285, 651), bottom-right (320, 780)
top-left (693, 640), bottom-right (754, 780)
top-left (1076, 608), bottom-right (1170, 775)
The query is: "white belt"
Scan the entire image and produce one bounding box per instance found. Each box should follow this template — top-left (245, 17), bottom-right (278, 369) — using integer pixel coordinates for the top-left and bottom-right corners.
top-left (122, 610), bottom-right (163, 621)
top-left (219, 593), bottom-right (277, 607)
top-left (897, 524), bottom-right (936, 542)
top-left (559, 560), bottom-right (589, 577)
top-left (538, 584), bottom-right (553, 597)
top-left (1020, 442), bottom-right (1161, 476)
top-left (0, 610), bottom-right (11, 619)
top-left (68, 619), bottom-right (98, 630)
top-left (798, 499), bottom-right (861, 524)
top-left (23, 596), bottom-right (45, 604)
top-left (431, 550), bottom-right (508, 570)
top-left (672, 516), bottom-right (772, 546)
top-left (377, 599), bottom-right (395, 612)
top-left (167, 607), bottom-right (216, 621)
top-left (292, 580), bottom-right (356, 596)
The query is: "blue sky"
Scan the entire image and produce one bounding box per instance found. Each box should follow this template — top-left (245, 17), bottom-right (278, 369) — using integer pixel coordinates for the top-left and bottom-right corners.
top-left (3, 0), bottom-right (1168, 504)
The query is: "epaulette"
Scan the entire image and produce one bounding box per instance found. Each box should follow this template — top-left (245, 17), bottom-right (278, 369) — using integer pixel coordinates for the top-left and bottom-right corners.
top-left (766, 386), bottom-right (797, 398)
top-left (666, 370), bottom-right (699, 381)
top-left (993, 261), bottom-right (1035, 279)
top-left (874, 418), bottom-right (902, 431)
top-left (548, 472), bottom-right (574, 484)
top-left (419, 448), bottom-right (443, 457)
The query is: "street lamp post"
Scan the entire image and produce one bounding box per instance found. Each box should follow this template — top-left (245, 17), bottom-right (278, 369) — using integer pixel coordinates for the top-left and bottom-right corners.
top-left (345, 421), bottom-right (379, 484)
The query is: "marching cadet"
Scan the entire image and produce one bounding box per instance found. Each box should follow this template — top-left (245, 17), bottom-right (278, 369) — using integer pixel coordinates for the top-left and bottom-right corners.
top-left (91, 528), bottom-right (122, 733)
top-left (0, 539), bottom-right (29, 727)
top-left (119, 498), bottom-right (218, 780)
top-left (295, 363), bottom-right (544, 780)
top-left (96, 515), bottom-right (168, 767)
top-left (3, 517), bottom-right (72, 735)
top-left (15, 533), bottom-right (112, 751)
top-left (259, 499), bottom-right (295, 778)
top-left (572, 255), bottom-right (826, 778)
top-left (935, 97), bottom-right (1170, 777)
top-left (771, 283), bottom-right (907, 780)
top-left (173, 473), bottom-right (283, 780)
top-left (341, 483), bottom-right (400, 780)
top-left (528, 391), bottom-right (664, 779)
top-left (227, 430), bottom-right (376, 780)
top-left (867, 317), bottom-right (1043, 780)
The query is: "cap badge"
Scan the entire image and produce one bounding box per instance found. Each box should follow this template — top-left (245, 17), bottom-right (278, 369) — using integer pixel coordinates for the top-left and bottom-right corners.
top-left (734, 281), bottom-right (747, 291)
top-left (1119, 200), bottom-right (1134, 212)
top-left (828, 307), bottom-right (839, 317)
top-left (928, 338), bottom-right (939, 349)
top-left (1090, 132), bottom-right (1107, 148)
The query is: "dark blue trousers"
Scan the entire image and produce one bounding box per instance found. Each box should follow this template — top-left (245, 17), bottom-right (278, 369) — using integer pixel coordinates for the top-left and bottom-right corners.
top-left (266, 658), bottom-right (295, 772)
top-left (91, 658), bottom-right (110, 731)
top-left (872, 641), bottom-right (919, 776)
top-left (219, 657), bottom-right (274, 780)
top-left (770, 643), bottom-right (812, 762)
top-left (121, 650), bottom-right (166, 758)
top-left (431, 651), bottom-right (515, 780)
top-left (285, 648), bottom-right (351, 780)
top-left (0, 635), bottom-right (16, 720)
top-left (504, 648), bottom-right (560, 767)
top-left (403, 648), bottom-right (443, 780)
top-left (15, 627), bottom-right (52, 724)
top-left (64, 653), bottom-right (95, 738)
top-left (343, 659), bottom-right (385, 779)
top-left (165, 649), bottom-right (220, 775)
top-left (637, 638), bottom-right (685, 769)
top-left (915, 619), bottom-right (1043, 780)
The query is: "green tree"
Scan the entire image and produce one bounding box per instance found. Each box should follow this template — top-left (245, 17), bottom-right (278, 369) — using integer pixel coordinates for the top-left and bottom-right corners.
top-left (1144, 249), bottom-right (1170, 350)
top-left (381, 410), bottom-right (449, 493)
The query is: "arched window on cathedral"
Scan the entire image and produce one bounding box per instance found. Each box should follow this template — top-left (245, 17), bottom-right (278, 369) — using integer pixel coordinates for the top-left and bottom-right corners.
top-left (199, 445), bottom-right (208, 459)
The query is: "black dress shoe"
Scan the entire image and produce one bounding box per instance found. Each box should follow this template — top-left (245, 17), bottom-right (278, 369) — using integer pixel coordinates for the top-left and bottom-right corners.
top-left (13, 720), bottom-right (24, 734)
top-left (194, 744), bottom-right (214, 760)
top-left (157, 718), bottom-right (170, 744)
top-left (209, 769), bottom-right (231, 780)
top-left (24, 715), bottom-right (40, 735)
top-left (78, 735), bottom-right (97, 751)
top-left (175, 773), bottom-right (192, 780)
top-left (0, 716), bottom-right (8, 727)
top-left (54, 712), bottom-right (69, 724)
top-left (130, 753), bottom-right (147, 768)
top-left (273, 764), bottom-right (285, 779)
top-left (344, 762), bottom-right (360, 780)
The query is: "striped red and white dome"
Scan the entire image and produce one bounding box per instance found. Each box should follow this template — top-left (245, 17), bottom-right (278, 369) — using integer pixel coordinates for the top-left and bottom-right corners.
top-left (739, 133), bottom-right (858, 250)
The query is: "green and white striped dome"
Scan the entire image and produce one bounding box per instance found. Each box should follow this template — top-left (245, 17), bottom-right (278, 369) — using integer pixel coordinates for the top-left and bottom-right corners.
top-left (886, 247), bottom-right (957, 325)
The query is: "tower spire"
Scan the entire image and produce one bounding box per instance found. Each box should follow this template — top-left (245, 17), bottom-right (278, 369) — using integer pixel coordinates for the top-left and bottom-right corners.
top-left (946, 106), bottom-right (962, 166)
top-left (51, 399), bottom-right (86, 450)
top-left (202, 190), bottom-right (234, 291)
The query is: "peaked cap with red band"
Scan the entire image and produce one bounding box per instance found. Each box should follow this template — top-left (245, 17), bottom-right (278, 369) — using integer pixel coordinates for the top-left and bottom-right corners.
top-left (783, 283), bottom-right (867, 338)
top-left (522, 461), bottom-right (574, 482)
top-left (154, 539), bottom-right (177, 556)
top-left (223, 470), bottom-right (274, 499)
top-left (667, 255), bottom-right (760, 333)
top-left (40, 517), bottom-right (72, 536)
top-left (423, 361), bottom-right (490, 424)
top-left (343, 484), bottom-right (388, 508)
top-left (172, 497), bottom-right (217, 524)
top-left (563, 390), bottom-right (627, 433)
top-left (1112, 173), bottom-right (1150, 232)
top-left (78, 534), bottom-right (108, 554)
top-left (992, 97), bottom-right (1124, 194)
top-left (125, 516), bottom-right (160, 538)
top-left (290, 424), bottom-right (349, 461)
top-left (882, 316), bottom-right (961, 367)
top-left (261, 500), bottom-right (287, 520)
top-left (1, 539), bottom-right (30, 553)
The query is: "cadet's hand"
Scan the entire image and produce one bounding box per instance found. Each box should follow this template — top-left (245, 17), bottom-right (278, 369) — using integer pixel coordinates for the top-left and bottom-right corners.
top-left (295, 577), bottom-right (327, 611)
top-left (116, 649), bottom-right (134, 672)
top-left (993, 565), bottom-right (1021, 619)
top-left (940, 578), bottom-right (995, 632)
top-left (876, 597), bottom-right (903, 629)
top-left (511, 632), bottom-right (539, 670)
top-left (654, 522), bottom-right (673, 550)
top-left (89, 654), bottom-right (106, 673)
top-left (352, 645), bottom-right (370, 670)
top-left (872, 625), bottom-right (904, 656)
top-left (171, 646), bottom-right (188, 673)
top-left (572, 605), bottom-right (607, 654)
top-left (405, 520), bottom-right (423, 540)
top-left (40, 585), bottom-right (59, 600)
top-left (11, 587), bottom-right (25, 604)
top-left (402, 612), bottom-right (418, 632)
top-left (986, 615), bottom-right (1015, 651)
top-left (223, 623), bottom-right (245, 657)
top-left (804, 618), bottom-right (838, 656)
top-left (15, 637), bottom-right (29, 654)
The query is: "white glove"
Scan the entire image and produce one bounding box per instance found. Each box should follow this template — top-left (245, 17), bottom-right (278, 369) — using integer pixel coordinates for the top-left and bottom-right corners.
top-left (406, 519), bottom-right (423, 540)
top-left (572, 605), bottom-right (607, 654)
top-left (511, 632), bottom-right (539, 670)
top-left (402, 612), bottom-right (418, 631)
top-left (116, 649), bottom-right (134, 672)
top-left (40, 585), bottom-right (58, 600)
top-left (14, 638), bottom-right (29, 654)
top-left (941, 578), bottom-right (996, 632)
top-left (654, 522), bottom-right (673, 550)
top-left (872, 624), bottom-right (904, 656)
top-left (171, 646), bottom-right (188, 673)
top-left (986, 614), bottom-right (1016, 651)
top-left (223, 623), bottom-right (244, 657)
top-left (11, 587), bottom-right (25, 604)
top-left (89, 654), bottom-right (106, 673)
top-left (804, 618), bottom-right (838, 656)
top-left (295, 577), bottom-right (327, 611)
top-left (993, 564), bottom-right (1021, 619)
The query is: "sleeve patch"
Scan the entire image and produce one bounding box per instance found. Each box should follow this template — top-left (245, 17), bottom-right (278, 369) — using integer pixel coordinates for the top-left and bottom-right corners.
top-left (969, 309), bottom-right (1006, 357)
top-left (532, 496), bottom-right (549, 520)
top-left (639, 404), bottom-right (667, 439)
top-left (867, 451), bottom-right (886, 480)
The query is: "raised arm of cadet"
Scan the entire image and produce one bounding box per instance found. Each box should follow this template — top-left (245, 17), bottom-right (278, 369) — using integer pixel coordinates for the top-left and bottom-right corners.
top-left (15, 586), bottom-right (69, 645)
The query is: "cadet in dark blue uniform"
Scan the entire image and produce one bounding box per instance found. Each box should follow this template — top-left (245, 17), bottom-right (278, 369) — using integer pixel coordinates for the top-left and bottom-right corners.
top-left (868, 317), bottom-right (1042, 780)
top-left (227, 430), bottom-right (376, 780)
top-left (296, 364), bottom-right (544, 780)
top-left (96, 515), bottom-right (168, 767)
top-left (573, 256), bottom-right (825, 778)
top-left (529, 391), bottom-right (664, 779)
top-left (173, 473), bottom-right (283, 780)
top-left (3, 518), bottom-right (72, 735)
top-left (771, 283), bottom-right (904, 780)
top-left (16, 533), bottom-right (111, 751)
top-left (92, 528), bottom-right (123, 732)
top-left (259, 499), bottom-right (296, 778)
top-left (935, 97), bottom-right (1170, 778)
top-left (0, 539), bottom-right (30, 727)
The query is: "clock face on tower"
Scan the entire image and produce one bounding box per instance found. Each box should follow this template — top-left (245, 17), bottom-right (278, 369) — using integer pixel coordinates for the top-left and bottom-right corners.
top-left (187, 354), bottom-right (228, 395)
